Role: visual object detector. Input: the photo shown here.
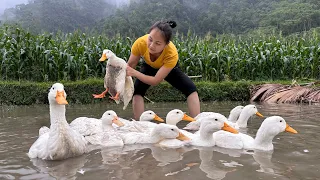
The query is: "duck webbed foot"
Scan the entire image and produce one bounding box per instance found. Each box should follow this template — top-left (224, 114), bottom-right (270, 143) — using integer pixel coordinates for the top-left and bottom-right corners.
top-left (109, 92), bottom-right (120, 101)
top-left (93, 88), bottom-right (109, 98)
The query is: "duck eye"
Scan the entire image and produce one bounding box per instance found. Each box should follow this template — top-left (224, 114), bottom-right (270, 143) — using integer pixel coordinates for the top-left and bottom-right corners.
top-left (108, 113), bottom-right (111, 115)
top-left (176, 111), bottom-right (179, 114)
top-left (171, 129), bottom-right (174, 131)
top-left (280, 120), bottom-right (282, 123)
top-left (149, 113), bottom-right (152, 115)
top-left (215, 119), bottom-right (218, 121)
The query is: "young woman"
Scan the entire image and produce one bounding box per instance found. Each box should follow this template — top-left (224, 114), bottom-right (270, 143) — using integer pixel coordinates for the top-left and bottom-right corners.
top-left (126, 20), bottom-right (200, 120)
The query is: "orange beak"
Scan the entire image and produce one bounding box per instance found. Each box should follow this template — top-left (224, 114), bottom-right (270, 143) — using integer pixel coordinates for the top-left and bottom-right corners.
top-left (154, 114), bottom-right (165, 122)
top-left (99, 53), bottom-right (107, 62)
top-left (112, 117), bottom-right (124, 127)
top-left (256, 112), bottom-right (263, 117)
top-left (285, 124), bottom-right (298, 134)
top-left (182, 114), bottom-right (195, 122)
top-left (176, 132), bottom-right (190, 141)
top-left (56, 91), bottom-right (68, 105)
top-left (221, 122), bottom-right (238, 134)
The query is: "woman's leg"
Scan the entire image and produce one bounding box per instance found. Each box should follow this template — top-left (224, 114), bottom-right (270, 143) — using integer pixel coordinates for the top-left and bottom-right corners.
top-left (187, 91), bottom-right (201, 117)
top-left (165, 65), bottom-right (201, 117)
top-left (132, 95), bottom-right (145, 120)
top-left (132, 62), bottom-right (158, 120)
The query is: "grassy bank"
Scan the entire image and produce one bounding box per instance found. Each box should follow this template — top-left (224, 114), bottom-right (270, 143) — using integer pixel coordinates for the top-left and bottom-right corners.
top-left (0, 79), bottom-right (270, 105)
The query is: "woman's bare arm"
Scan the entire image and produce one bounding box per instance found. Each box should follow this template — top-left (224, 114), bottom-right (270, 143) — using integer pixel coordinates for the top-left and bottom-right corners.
top-left (127, 65), bottom-right (172, 86)
top-left (127, 53), bottom-right (140, 69)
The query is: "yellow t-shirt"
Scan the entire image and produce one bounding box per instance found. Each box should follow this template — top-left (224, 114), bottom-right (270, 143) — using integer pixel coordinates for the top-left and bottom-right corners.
top-left (131, 34), bottom-right (178, 69)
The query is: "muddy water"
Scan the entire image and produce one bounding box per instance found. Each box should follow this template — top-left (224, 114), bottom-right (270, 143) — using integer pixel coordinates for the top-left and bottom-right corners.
top-left (0, 101), bottom-right (319, 180)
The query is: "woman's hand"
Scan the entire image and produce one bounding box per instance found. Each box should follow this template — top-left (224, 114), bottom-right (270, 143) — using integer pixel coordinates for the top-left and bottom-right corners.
top-left (126, 65), bottom-right (136, 77)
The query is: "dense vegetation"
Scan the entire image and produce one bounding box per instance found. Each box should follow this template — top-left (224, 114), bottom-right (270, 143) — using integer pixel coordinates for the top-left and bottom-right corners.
top-left (0, 26), bottom-right (319, 82)
top-left (0, 0), bottom-right (319, 83)
top-left (1, 0), bottom-right (320, 36)
top-left (0, 80), bottom-right (252, 105)
top-left (0, 0), bottom-right (319, 105)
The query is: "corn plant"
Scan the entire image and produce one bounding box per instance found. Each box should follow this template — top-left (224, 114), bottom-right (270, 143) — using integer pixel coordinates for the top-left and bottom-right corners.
top-left (0, 25), bottom-right (319, 82)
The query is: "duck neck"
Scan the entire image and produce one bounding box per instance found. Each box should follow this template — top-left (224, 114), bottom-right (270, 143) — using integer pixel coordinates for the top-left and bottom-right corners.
top-left (236, 111), bottom-right (251, 128)
top-left (254, 128), bottom-right (276, 151)
top-left (149, 131), bottom-right (164, 143)
top-left (139, 116), bottom-right (150, 121)
top-left (108, 56), bottom-right (125, 68)
top-left (200, 130), bottom-right (214, 142)
top-left (102, 124), bottom-right (115, 131)
top-left (228, 113), bottom-right (238, 122)
top-left (102, 123), bottom-right (115, 131)
top-left (49, 104), bottom-right (69, 131)
top-left (166, 119), bottom-right (178, 126)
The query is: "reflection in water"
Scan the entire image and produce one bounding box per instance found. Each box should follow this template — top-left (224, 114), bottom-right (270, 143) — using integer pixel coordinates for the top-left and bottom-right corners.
top-left (121, 144), bottom-right (185, 166)
top-left (101, 146), bottom-right (125, 165)
top-left (29, 155), bottom-right (88, 180)
top-left (199, 147), bottom-right (230, 180)
top-left (99, 146), bottom-right (131, 180)
top-left (198, 147), bottom-right (245, 180)
top-left (0, 102), bottom-right (319, 180)
top-left (253, 150), bottom-right (276, 174)
top-left (98, 144), bottom-right (188, 180)
top-left (252, 149), bottom-right (292, 178)
top-left (149, 145), bottom-right (184, 166)
top-left (212, 146), bottom-right (247, 158)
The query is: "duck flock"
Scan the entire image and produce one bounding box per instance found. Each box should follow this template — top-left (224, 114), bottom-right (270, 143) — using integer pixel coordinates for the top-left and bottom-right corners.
top-left (28, 82), bottom-right (298, 161)
top-left (27, 49), bottom-right (299, 179)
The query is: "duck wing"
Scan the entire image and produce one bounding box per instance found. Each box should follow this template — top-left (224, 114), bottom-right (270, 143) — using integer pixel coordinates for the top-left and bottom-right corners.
top-left (122, 76), bottom-right (134, 110)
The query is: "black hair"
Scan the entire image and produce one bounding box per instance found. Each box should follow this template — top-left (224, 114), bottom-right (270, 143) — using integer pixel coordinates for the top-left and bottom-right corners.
top-left (148, 20), bottom-right (177, 44)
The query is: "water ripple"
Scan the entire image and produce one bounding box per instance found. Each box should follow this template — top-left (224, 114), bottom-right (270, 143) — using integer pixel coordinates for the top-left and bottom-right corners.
top-left (0, 102), bottom-right (319, 180)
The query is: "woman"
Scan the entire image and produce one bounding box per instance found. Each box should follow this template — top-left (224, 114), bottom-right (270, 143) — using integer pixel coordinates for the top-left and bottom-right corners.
top-left (126, 20), bottom-right (200, 120)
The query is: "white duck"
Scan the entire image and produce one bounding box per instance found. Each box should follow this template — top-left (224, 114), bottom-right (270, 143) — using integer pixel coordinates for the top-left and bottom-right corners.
top-left (72, 110), bottom-right (125, 146)
top-left (189, 115), bottom-right (238, 147)
top-left (230, 104), bottom-right (263, 128)
top-left (119, 123), bottom-right (189, 145)
top-left (116, 110), bottom-right (164, 132)
top-left (69, 116), bottom-right (103, 139)
top-left (156, 109), bottom-right (196, 148)
top-left (213, 116), bottom-right (298, 151)
top-left (166, 109), bottom-right (195, 125)
top-left (93, 49), bottom-right (134, 110)
top-left (70, 110), bottom-right (164, 139)
top-left (183, 104), bottom-right (262, 130)
top-left (183, 112), bottom-right (228, 131)
top-left (195, 105), bottom-right (243, 122)
top-left (133, 109), bottom-right (195, 135)
top-left (28, 83), bottom-right (87, 160)
top-left (100, 111), bottom-right (125, 147)
top-left (227, 105), bottom-right (244, 122)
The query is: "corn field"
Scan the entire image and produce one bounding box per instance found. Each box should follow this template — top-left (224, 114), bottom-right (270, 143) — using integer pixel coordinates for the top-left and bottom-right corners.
top-left (0, 26), bottom-right (319, 82)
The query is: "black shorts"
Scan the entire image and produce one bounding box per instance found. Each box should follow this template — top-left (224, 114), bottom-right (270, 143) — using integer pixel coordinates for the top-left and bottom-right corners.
top-left (133, 62), bottom-right (197, 97)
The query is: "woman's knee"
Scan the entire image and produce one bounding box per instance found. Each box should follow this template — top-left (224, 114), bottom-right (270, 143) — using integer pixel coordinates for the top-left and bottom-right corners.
top-left (187, 91), bottom-right (199, 99)
top-left (133, 94), bottom-right (144, 101)
top-left (184, 84), bottom-right (198, 97)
